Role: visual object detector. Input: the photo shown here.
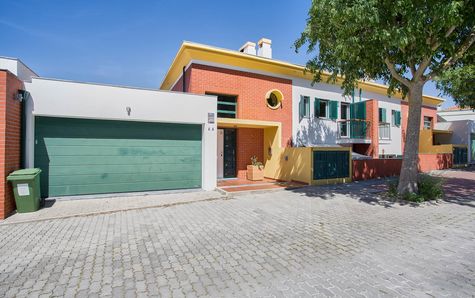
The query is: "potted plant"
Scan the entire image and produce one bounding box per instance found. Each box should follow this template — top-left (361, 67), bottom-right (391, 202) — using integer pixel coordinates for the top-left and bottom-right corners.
top-left (247, 156), bottom-right (264, 181)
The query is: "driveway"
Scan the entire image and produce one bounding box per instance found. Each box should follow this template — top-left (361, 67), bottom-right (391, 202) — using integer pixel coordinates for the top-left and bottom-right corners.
top-left (0, 179), bottom-right (474, 297)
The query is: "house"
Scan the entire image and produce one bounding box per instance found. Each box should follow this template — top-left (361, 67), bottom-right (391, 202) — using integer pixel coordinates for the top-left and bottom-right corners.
top-left (1, 56), bottom-right (217, 219)
top-left (160, 39), bottom-right (450, 183)
top-left (435, 106), bottom-right (475, 164)
top-left (0, 38), bottom-right (463, 218)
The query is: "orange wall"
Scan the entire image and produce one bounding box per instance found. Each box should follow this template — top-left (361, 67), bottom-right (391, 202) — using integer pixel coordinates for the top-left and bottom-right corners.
top-left (0, 71), bottom-right (23, 219)
top-left (184, 63), bottom-right (293, 147)
top-left (418, 153), bottom-right (453, 172)
top-left (236, 128), bottom-right (264, 179)
top-left (401, 102), bottom-right (438, 153)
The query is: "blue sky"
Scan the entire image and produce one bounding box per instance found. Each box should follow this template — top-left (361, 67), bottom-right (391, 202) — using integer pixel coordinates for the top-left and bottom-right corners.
top-left (0, 0), bottom-right (453, 107)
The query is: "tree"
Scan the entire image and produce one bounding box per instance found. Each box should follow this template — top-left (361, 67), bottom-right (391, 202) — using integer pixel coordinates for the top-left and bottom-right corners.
top-left (295, 0), bottom-right (475, 195)
top-left (436, 53), bottom-right (475, 108)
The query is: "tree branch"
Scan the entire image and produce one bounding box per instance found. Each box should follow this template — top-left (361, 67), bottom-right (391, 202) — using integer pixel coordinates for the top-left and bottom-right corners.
top-left (414, 57), bottom-right (431, 81)
top-left (443, 28), bottom-right (475, 69)
top-left (445, 25), bottom-right (456, 38)
top-left (426, 28), bottom-right (475, 81)
top-left (384, 58), bottom-right (411, 87)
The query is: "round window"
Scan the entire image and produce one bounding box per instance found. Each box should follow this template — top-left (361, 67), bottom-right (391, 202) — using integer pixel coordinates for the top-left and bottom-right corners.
top-left (265, 89), bottom-right (283, 109)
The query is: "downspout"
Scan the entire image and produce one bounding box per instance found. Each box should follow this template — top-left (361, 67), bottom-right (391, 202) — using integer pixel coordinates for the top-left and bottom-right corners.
top-left (359, 88), bottom-right (362, 102)
top-left (20, 91), bottom-right (30, 169)
top-left (182, 66), bottom-right (186, 92)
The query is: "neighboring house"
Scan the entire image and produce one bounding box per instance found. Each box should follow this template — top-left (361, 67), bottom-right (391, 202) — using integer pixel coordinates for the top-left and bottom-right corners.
top-left (160, 39), bottom-right (446, 181)
top-left (0, 56), bottom-right (217, 219)
top-left (436, 106), bottom-right (475, 164)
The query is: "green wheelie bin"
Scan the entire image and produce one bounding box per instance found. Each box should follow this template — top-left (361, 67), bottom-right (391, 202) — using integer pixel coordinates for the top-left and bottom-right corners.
top-left (7, 168), bottom-right (42, 213)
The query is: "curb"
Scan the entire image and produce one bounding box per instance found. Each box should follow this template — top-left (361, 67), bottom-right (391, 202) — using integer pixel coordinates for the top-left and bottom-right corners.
top-left (0, 195), bottom-right (229, 226)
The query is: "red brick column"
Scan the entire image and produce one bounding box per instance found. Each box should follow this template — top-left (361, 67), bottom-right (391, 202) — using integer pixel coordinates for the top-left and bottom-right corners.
top-left (0, 70), bottom-right (23, 219)
top-left (365, 99), bottom-right (379, 158)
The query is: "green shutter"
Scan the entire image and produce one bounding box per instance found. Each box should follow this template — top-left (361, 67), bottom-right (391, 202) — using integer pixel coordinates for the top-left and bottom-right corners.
top-left (315, 98), bottom-right (320, 118)
top-left (350, 102), bottom-right (366, 120)
top-left (379, 108), bottom-right (387, 123)
top-left (299, 96), bottom-right (304, 121)
top-left (397, 111), bottom-right (401, 126)
top-left (329, 101), bottom-right (338, 120)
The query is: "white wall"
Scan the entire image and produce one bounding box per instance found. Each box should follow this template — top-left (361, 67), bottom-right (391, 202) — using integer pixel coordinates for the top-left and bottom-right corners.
top-left (438, 110), bottom-right (475, 121)
top-left (292, 79), bottom-right (403, 155)
top-left (292, 79), bottom-right (352, 146)
top-left (435, 120), bottom-right (475, 163)
top-left (0, 57), bottom-right (37, 82)
top-left (377, 99), bottom-right (402, 156)
top-left (24, 78), bottom-right (218, 190)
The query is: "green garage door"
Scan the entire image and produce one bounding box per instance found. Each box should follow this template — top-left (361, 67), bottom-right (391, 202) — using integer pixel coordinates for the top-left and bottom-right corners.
top-left (35, 117), bottom-right (202, 197)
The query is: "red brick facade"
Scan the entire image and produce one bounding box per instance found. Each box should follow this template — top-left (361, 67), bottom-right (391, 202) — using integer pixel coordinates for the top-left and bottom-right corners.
top-left (0, 70), bottom-right (23, 219)
top-left (174, 63), bottom-right (293, 178)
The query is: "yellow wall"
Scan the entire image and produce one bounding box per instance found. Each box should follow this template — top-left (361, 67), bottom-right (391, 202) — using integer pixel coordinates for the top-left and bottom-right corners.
top-left (264, 147), bottom-right (312, 184)
top-left (419, 129), bottom-right (454, 154)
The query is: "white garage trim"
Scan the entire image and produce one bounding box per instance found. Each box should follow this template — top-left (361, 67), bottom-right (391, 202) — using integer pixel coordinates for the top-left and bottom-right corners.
top-left (24, 77), bottom-right (217, 191)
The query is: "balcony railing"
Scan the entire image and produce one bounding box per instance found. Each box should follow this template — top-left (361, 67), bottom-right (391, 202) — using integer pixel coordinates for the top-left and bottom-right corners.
top-left (378, 123), bottom-right (391, 140)
top-left (337, 120), bottom-right (370, 140)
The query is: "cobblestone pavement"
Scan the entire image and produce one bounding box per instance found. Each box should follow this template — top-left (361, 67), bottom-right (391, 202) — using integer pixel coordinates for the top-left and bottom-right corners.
top-left (0, 183), bottom-right (474, 297)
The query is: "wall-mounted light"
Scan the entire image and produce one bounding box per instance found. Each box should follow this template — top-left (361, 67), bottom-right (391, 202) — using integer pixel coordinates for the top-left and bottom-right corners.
top-left (15, 90), bottom-right (29, 102)
top-left (126, 107), bottom-right (131, 116)
top-left (268, 147), bottom-right (272, 157)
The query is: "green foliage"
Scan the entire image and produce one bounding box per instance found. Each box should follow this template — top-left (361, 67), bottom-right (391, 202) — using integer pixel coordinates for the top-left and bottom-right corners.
top-left (387, 175), bottom-right (444, 202)
top-left (295, 0), bottom-right (475, 101)
top-left (436, 64), bottom-right (475, 109)
top-left (250, 156), bottom-right (264, 170)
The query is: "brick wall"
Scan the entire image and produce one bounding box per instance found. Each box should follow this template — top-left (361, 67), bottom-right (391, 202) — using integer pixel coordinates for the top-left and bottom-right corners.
top-left (175, 63), bottom-right (292, 178)
top-left (418, 153), bottom-right (452, 172)
top-left (353, 159), bottom-right (402, 181)
top-left (236, 128), bottom-right (264, 179)
top-left (184, 63), bottom-right (293, 147)
top-left (365, 99), bottom-right (379, 158)
top-left (0, 70), bottom-right (23, 219)
top-left (171, 67), bottom-right (192, 92)
top-left (353, 154), bottom-right (453, 181)
top-left (401, 101), bottom-right (438, 153)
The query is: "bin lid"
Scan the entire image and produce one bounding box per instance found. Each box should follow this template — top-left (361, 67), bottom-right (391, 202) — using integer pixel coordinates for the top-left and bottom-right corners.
top-left (7, 168), bottom-right (42, 181)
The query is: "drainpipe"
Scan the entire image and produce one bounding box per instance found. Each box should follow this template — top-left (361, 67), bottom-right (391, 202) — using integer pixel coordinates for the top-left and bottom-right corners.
top-left (182, 66), bottom-right (186, 92)
top-left (359, 88), bottom-right (362, 102)
top-left (20, 91), bottom-right (30, 169)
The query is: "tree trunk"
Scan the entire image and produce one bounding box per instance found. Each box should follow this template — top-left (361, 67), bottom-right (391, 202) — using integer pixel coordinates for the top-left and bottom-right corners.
top-left (397, 83), bottom-right (424, 195)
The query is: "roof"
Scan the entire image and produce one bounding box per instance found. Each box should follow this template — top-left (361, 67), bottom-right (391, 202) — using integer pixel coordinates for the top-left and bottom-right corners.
top-left (440, 106), bottom-right (474, 112)
top-left (160, 41), bottom-right (445, 106)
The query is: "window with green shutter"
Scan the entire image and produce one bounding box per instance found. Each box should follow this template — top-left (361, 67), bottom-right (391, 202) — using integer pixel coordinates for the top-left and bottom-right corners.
top-left (329, 101), bottom-right (338, 120)
top-left (379, 108), bottom-right (387, 123)
top-left (315, 98), bottom-right (332, 119)
top-left (350, 102), bottom-right (366, 120)
top-left (392, 110), bottom-right (401, 127)
top-left (299, 96), bottom-right (310, 121)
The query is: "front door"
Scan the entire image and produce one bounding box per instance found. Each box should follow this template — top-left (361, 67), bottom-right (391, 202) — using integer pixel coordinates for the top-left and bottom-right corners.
top-left (217, 129), bottom-right (224, 179)
top-left (223, 129), bottom-right (237, 178)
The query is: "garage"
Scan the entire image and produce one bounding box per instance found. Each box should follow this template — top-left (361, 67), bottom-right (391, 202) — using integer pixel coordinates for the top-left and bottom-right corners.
top-left (25, 78), bottom-right (216, 195)
top-left (34, 117), bottom-right (202, 197)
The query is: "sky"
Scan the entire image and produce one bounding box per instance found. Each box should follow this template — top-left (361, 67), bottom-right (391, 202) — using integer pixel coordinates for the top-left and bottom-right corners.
top-left (0, 0), bottom-right (454, 108)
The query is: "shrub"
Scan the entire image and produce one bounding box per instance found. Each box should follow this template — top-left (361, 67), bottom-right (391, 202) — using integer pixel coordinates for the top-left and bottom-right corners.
top-left (386, 175), bottom-right (444, 202)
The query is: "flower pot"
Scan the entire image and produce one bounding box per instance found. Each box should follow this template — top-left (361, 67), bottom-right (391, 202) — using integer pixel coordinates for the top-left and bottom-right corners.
top-left (247, 165), bottom-right (264, 181)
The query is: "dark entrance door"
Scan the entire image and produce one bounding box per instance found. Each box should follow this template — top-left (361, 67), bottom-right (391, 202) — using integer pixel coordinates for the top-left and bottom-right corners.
top-left (223, 128), bottom-right (236, 178)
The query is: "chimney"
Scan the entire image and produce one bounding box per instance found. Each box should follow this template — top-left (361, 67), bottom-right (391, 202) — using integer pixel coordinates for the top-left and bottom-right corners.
top-left (239, 41), bottom-right (256, 55)
top-left (257, 38), bottom-right (272, 58)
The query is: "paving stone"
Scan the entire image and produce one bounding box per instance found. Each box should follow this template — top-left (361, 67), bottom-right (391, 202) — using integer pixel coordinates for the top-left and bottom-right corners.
top-left (0, 180), bottom-right (473, 296)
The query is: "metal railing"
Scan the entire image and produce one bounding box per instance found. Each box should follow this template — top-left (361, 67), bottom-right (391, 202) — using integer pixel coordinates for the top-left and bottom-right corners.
top-left (378, 123), bottom-right (391, 140)
top-left (337, 120), bottom-right (370, 139)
